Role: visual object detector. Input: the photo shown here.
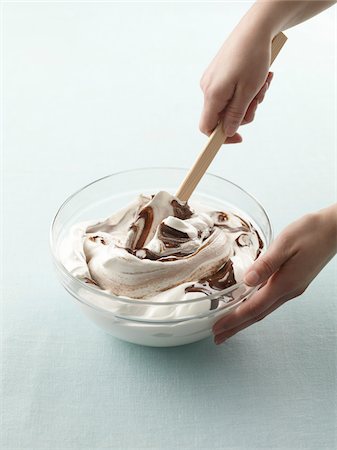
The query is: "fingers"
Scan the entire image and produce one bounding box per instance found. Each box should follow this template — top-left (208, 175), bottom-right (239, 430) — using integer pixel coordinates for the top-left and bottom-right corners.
top-left (241, 72), bottom-right (273, 125)
top-left (225, 133), bottom-right (242, 144)
top-left (199, 81), bottom-right (233, 135)
top-left (199, 72), bottom-right (274, 137)
top-left (241, 98), bottom-right (258, 125)
top-left (222, 87), bottom-right (254, 137)
top-left (214, 294), bottom-right (289, 345)
top-left (255, 83), bottom-right (268, 105)
top-left (200, 102), bottom-right (243, 143)
top-left (199, 100), bottom-right (224, 136)
top-left (244, 232), bottom-right (292, 287)
top-left (256, 72), bottom-right (273, 104)
top-left (221, 72), bottom-right (272, 135)
top-left (213, 246), bottom-right (301, 344)
top-left (212, 276), bottom-right (286, 335)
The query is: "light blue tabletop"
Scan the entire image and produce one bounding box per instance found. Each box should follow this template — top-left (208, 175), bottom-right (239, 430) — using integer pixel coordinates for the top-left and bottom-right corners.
top-left (2, 2), bottom-right (336, 449)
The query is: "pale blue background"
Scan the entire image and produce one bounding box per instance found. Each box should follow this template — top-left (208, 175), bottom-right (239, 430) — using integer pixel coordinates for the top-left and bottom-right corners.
top-left (2, 2), bottom-right (336, 449)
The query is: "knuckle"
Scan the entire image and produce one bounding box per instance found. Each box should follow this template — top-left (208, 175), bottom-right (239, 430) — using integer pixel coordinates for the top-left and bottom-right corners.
top-left (199, 72), bottom-right (212, 92)
top-left (237, 82), bottom-right (257, 98)
top-left (204, 84), bottom-right (222, 102)
top-left (259, 256), bottom-right (275, 277)
top-left (281, 275), bottom-right (299, 294)
top-left (255, 313), bottom-right (268, 323)
top-left (293, 285), bottom-right (307, 298)
top-left (225, 105), bottom-right (244, 121)
top-left (199, 77), bottom-right (206, 91)
top-left (242, 300), bottom-right (258, 319)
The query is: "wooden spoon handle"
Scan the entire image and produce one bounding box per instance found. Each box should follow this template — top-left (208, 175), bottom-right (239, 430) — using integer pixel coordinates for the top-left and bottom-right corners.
top-left (175, 31), bottom-right (287, 202)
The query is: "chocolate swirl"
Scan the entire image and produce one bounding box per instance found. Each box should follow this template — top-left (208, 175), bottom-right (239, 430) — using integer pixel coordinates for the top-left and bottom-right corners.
top-left (61, 191), bottom-right (263, 301)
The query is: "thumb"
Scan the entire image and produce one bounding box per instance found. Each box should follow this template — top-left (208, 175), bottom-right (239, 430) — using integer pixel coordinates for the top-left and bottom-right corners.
top-left (244, 236), bottom-right (290, 286)
top-left (222, 88), bottom-right (254, 137)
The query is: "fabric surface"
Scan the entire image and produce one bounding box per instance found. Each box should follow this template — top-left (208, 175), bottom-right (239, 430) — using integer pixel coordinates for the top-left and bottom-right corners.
top-left (2, 2), bottom-right (336, 449)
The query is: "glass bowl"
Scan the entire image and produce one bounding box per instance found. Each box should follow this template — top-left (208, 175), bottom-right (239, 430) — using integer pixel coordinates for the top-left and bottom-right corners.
top-left (50, 168), bottom-right (272, 347)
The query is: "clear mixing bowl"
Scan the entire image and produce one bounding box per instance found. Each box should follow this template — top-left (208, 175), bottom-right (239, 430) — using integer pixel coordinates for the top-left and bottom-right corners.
top-left (50, 168), bottom-right (272, 347)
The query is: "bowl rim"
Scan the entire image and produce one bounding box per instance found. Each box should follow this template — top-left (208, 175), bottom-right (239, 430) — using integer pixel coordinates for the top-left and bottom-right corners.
top-left (50, 167), bottom-right (273, 307)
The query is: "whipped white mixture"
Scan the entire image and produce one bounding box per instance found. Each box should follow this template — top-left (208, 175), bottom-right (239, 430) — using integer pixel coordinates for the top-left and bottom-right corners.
top-left (59, 191), bottom-right (263, 302)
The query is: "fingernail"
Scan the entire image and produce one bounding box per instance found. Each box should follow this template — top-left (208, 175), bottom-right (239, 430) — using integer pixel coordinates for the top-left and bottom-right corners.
top-left (215, 336), bottom-right (227, 345)
top-left (244, 270), bottom-right (260, 286)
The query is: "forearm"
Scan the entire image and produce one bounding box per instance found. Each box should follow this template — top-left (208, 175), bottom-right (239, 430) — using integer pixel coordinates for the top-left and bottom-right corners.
top-left (237, 1), bottom-right (336, 39)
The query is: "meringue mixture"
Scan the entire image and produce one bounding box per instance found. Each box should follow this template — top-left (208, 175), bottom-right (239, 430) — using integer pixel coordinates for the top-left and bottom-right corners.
top-left (60, 191), bottom-right (263, 302)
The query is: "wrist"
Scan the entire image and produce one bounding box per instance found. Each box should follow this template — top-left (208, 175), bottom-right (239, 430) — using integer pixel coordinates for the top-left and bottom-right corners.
top-left (238, 2), bottom-right (286, 40)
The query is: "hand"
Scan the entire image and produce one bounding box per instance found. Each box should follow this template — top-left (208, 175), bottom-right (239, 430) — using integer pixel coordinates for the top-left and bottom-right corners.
top-left (213, 205), bottom-right (337, 345)
top-left (199, 0), bottom-right (337, 141)
top-left (199, 24), bottom-right (274, 141)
